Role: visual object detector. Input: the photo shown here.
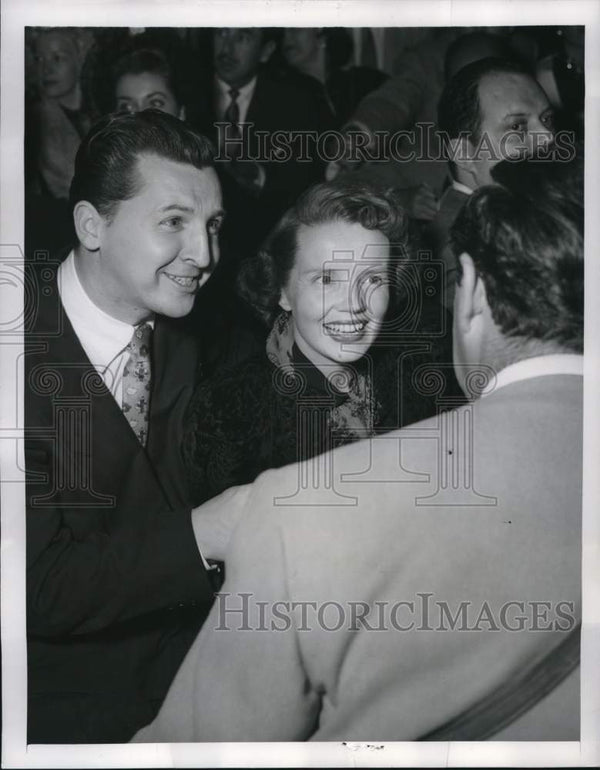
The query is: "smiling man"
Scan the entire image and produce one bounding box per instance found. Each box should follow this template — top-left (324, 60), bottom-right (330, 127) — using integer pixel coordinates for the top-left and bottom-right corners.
top-left (25, 110), bottom-right (242, 743)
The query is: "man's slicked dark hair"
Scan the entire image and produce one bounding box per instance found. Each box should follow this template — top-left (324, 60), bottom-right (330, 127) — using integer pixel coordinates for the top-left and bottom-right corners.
top-left (450, 155), bottom-right (583, 352)
top-left (437, 57), bottom-right (532, 144)
top-left (69, 109), bottom-right (215, 220)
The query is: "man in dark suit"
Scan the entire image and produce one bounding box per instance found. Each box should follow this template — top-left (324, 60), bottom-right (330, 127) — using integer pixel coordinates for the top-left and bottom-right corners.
top-left (25, 109), bottom-right (240, 743)
top-left (188, 27), bottom-right (326, 253)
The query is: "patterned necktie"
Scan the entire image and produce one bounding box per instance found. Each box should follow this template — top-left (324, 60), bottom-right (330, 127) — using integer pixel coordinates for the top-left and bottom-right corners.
top-left (121, 323), bottom-right (152, 446)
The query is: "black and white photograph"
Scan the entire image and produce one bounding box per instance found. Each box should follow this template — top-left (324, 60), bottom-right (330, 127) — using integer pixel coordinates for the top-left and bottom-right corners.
top-left (1, 0), bottom-right (599, 767)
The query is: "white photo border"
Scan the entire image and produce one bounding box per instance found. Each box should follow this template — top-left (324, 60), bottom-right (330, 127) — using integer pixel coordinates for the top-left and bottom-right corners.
top-left (2, 0), bottom-right (599, 766)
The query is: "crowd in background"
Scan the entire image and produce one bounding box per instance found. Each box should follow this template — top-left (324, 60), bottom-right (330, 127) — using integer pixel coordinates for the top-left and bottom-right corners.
top-left (24, 25), bottom-right (584, 253)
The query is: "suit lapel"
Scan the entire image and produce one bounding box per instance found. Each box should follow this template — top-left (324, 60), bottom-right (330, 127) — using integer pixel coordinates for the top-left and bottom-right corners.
top-left (27, 265), bottom-right (178, 509)
top-left (245, 72), bottom-right (272, 129)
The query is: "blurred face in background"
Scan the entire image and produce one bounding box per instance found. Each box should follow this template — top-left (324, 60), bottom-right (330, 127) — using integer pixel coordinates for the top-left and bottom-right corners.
top-left (282, 28), bottom-right (323, 70)
top-left (116, 71), bottom-right (182, 118)
top-left (35, 30), bottom-right (82, 108)
top-left (213, 28), bottom-right (274, 89)
top-left (470, 71), bottom-right (554, 186)
top-left (280, 220), bottom-right (390, 373)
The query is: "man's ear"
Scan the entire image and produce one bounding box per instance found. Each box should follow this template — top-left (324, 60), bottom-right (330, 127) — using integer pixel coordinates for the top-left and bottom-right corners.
top-left (454, 252), bottom-right (487, 334)
top-left (259, 39), bottom-right (276, 64)
top-left (279, 287), bottom-right (292, 312)
top-left (73, 201), bottom-right (105, 252)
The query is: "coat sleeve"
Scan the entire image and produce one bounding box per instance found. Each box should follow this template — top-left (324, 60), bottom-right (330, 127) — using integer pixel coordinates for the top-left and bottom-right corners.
top-left (26, 467), bottom-right (216, 637)
top-left (133, 474), bottom-right (321, 742)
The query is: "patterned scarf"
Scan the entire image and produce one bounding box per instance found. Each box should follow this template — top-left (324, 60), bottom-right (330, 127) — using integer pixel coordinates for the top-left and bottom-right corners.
top-left (266, 311), bottom-right (378, 441)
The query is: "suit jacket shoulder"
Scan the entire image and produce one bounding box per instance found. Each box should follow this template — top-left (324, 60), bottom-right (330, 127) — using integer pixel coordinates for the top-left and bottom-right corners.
top-left (247, 70), bottom-right (327, 132)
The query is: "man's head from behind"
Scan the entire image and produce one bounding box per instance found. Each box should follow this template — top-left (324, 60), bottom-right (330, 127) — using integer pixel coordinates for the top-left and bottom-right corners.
top-left (70, 109), bottom-right (224, 325)
top-left (438, 58), bottom-right (555, 189)
top-left (450, 155), bottom-right (583, 396)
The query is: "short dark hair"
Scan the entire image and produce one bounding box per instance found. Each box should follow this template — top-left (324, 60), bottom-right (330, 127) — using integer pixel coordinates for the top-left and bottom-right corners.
top-left (443, 32), bottom-right (514, 82)
top-left (69, 109), bottom-right (215, 220)
top-left (239, 180), bottom-right (408, 326)
top-left (438, 57), bottom-right (531, 144)
top-left (112, 48), bottom-right (183, 106)
top-left (450, 155), bottom-right (583, 352)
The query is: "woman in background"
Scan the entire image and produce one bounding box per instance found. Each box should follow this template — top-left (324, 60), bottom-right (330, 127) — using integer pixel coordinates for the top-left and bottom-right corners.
top-left (112, 47), bottom-right (185, 118)
top-left (182, 179), bottom-right (459, 505)
top-left (28, 27), bottom-right (94, 198)
top-left (25, 27), bottom-right (95, 255)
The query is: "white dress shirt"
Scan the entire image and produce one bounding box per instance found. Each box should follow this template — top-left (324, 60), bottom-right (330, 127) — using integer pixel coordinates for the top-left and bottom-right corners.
top-left (450, 179), bottom-right (474, 197)
top-left (57, 251), bottom-right (153, 408)
top-left (214, 75), bottom-right (257, 125)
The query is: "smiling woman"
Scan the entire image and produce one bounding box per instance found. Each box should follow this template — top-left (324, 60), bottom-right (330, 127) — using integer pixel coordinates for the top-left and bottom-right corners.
top-left (182, 179), bottom-right (462, 506)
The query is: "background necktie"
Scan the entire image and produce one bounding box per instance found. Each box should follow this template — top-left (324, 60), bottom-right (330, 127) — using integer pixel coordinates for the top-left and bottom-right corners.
top-left (121, 323), bottom-right (152, 446)
top-left (223, 88), bottom-right (241, 160)
top-left (224, 87), bottom-right (240, 135)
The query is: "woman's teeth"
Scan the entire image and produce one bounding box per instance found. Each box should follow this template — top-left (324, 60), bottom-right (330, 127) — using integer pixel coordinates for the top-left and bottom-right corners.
top-left (324, 321), bottom-right (367, 334)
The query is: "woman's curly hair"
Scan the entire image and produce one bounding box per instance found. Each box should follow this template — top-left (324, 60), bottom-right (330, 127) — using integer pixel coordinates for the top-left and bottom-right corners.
top-left (238, 179), bottom-right (410, 327)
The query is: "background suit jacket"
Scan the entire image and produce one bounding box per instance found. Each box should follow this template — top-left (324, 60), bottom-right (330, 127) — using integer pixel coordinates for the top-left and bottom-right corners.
top-left (25, 263), bottom-right (215, 743)
top-left (135, 370), bottom-right (582, 742)
top-left (188, 68), bottom-right (326, 253)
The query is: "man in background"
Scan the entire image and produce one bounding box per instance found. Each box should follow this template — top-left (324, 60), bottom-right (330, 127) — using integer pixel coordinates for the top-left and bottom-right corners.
top-left (188, 27), bottom-right (325, 253)
top-left (429, 56), bottom-right (555, 309)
